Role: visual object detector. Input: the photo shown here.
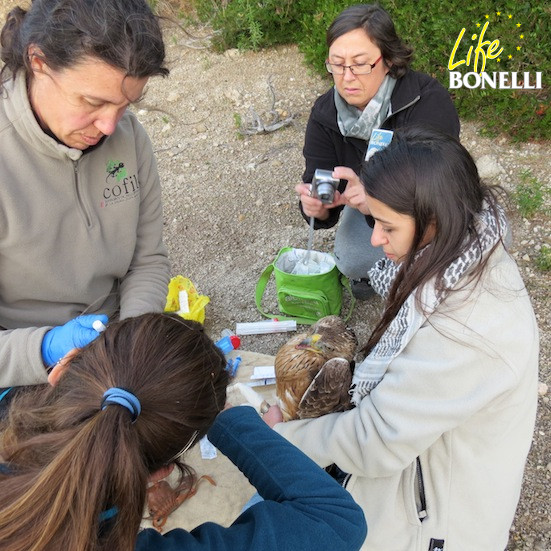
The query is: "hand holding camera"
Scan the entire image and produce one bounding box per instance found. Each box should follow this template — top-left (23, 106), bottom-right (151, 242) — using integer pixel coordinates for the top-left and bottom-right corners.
top-left (297, 167), bottom-right (370, 219)
top-left (310, 169), bottom-right (340, 204)
top-left (296, 169), bottom-right (341, 220)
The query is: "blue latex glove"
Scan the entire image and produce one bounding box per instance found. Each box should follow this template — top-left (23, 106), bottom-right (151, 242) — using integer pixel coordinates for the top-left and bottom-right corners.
top-left (41, 314), bottom-right (109, 366)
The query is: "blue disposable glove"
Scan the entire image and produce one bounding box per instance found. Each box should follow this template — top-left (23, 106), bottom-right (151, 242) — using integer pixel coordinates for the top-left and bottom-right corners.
top-left (41, 314), bottom-right (109, 366)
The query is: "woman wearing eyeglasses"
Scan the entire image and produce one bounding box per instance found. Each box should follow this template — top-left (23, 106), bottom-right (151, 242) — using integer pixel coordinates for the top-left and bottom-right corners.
top-left (296, 4), bottom-right (460, 299)
top-left (0, 313), bottom-right (366, 551)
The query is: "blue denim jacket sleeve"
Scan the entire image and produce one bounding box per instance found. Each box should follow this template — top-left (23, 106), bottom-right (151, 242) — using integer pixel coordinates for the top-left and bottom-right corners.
top-left (135, 406), bottom-right (366, 551)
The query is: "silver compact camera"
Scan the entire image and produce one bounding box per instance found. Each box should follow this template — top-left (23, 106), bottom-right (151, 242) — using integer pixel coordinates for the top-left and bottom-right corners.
top-left (311, 169), bottom-right (339, 204)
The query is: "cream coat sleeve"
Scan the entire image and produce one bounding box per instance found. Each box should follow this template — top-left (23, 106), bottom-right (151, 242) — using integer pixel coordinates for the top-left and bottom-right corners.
top-left (275, 256), bottom-right (539, 478)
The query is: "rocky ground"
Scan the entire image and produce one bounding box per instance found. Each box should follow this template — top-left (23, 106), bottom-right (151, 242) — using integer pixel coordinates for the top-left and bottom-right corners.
top-left (1, 2), bottom-right (549, 548)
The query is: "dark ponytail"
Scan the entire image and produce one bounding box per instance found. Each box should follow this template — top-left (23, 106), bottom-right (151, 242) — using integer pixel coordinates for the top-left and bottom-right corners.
top-left (0, 313), bottom-right (228, 550)
top-left (0, 6), bottom-right (27, 82)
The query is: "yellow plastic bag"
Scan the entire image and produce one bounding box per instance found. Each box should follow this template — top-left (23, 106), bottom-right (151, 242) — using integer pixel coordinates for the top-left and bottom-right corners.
top-left (164, 276), bottom-right (210, 324)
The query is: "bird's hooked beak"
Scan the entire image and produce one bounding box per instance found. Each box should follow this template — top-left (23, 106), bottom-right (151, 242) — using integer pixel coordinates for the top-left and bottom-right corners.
top-left (295, 333), bottom-right (323, 353)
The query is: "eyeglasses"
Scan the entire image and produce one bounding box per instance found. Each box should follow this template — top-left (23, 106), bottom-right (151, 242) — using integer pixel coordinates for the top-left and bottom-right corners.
top-left (167, 429), bottom-right (199, 463)
top-left (365, 215), bottom-right (375, 229)
top-left (325, 55), bottom-right (383, 76)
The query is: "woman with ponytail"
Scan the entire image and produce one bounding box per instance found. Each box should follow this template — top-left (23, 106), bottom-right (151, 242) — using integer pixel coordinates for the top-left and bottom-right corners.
top-left (0, 313), bottom-right (366, 551)
top-left (267, 127), bottom-right (539, 550)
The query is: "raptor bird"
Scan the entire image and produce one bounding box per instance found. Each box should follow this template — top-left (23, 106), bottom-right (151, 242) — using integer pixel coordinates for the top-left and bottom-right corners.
top-left (274, 315), bottom-right (358, 421)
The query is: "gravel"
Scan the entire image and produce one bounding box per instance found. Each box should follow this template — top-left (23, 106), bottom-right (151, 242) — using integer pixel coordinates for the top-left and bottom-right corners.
top-left (1, 3), bottom-right (548, 546)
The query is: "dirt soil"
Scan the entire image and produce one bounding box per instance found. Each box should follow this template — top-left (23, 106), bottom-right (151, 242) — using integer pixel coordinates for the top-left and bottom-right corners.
top-left (1, 3), bottom-right (549, 549)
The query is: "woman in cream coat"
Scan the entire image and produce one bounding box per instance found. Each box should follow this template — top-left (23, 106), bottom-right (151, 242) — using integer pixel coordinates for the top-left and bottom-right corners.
top-left (266, 127), bottom-right (539, 551)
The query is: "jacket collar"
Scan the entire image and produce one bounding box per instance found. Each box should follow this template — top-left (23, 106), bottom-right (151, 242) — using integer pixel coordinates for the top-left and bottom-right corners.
top-left (388, 69), bottom-right (421, 117)
top-left (3, 71), bottom-right (84, 162)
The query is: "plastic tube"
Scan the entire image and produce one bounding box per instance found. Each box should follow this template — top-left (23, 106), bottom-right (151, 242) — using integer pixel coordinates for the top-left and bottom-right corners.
top-left (92, 320), bottom-right (107, 332)
top-left (215, 335), bottom-right (241, 355)
top-left (235, 320), bottom-right (297, 335)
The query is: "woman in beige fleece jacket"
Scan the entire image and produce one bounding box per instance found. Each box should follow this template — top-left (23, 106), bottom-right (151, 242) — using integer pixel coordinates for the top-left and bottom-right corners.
top-left (0, 0), bottom-right (170, 393)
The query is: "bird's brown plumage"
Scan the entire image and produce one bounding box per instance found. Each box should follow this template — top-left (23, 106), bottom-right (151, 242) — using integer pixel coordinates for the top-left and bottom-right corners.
top-left (274, 316), bottom-right (358, 421)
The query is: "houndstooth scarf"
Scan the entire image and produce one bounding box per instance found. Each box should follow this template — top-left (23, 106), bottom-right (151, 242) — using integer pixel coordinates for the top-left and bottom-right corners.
top-left (350, 202), bottom-right (508, 406)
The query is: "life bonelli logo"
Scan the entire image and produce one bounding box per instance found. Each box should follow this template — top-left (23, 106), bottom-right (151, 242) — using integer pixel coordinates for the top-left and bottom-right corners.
top-left (448, 11), bottom-right (542, 89)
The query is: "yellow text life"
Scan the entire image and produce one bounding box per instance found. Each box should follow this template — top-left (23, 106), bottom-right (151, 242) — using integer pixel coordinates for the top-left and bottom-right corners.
top-left (448, 22), bottom-right (503, 74)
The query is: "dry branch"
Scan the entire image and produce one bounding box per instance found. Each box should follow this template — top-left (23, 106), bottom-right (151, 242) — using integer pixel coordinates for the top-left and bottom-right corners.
top-left (238, 77), bottom-right (299, 136)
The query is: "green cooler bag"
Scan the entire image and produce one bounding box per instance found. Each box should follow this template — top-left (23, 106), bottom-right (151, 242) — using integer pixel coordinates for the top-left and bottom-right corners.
top-left (255, 247), bottom-right (355, 325)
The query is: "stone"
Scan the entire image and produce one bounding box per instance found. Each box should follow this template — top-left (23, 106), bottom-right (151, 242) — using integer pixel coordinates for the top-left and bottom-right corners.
top-left (224, 88), bottom-right (242, 104)
top-left (476, 154), bottom-right (504, 180)
top-left (224, 48), bottom-right (241, 59)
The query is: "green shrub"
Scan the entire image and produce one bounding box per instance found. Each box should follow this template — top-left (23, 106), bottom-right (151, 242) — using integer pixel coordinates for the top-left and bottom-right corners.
top-left (192, 0), bottom-right (306, 52)
top-left (380, 0), bottom-right (550, 142)
top-left (183, 0), bottom-right (549, 141)
top-left (294, 0), bottom-right (351, 72)
top-left (535, 245), bottom-right (551, 272)
top-left (513, 169), bottom-right (546, 218)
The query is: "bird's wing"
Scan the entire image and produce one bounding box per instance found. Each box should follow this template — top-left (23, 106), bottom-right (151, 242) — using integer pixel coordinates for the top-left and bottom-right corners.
top-left (276, 357), bottom-right (321, 421)
top-left (275, 336), bottom-right (326, 421)
top-left (297, 357), bottom-right (353, 420)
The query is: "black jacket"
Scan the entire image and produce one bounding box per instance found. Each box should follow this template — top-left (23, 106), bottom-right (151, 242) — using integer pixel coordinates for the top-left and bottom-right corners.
top-left (301, 70), bottom-right (460, 228)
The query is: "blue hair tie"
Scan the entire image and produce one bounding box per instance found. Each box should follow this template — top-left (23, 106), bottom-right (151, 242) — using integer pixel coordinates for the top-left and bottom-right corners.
top-left (101, 388), bottom-right (141, 423)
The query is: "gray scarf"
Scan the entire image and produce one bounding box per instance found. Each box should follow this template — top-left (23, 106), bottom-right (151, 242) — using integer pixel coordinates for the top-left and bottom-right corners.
top-left (334, 75), bottom-right (396, 141)
top-left (351, 203), bottom-right (508, 405)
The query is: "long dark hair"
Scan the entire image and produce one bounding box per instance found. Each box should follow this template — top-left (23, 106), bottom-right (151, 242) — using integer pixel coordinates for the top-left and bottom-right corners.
top-left (1, 0), bottom-right (169, 88)
top-left (0, 313), bottom-right (228, 551)
top-left (326, 4), bottom-right (413, 78)
top-left (362, 126), bottom-right (505, 354)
